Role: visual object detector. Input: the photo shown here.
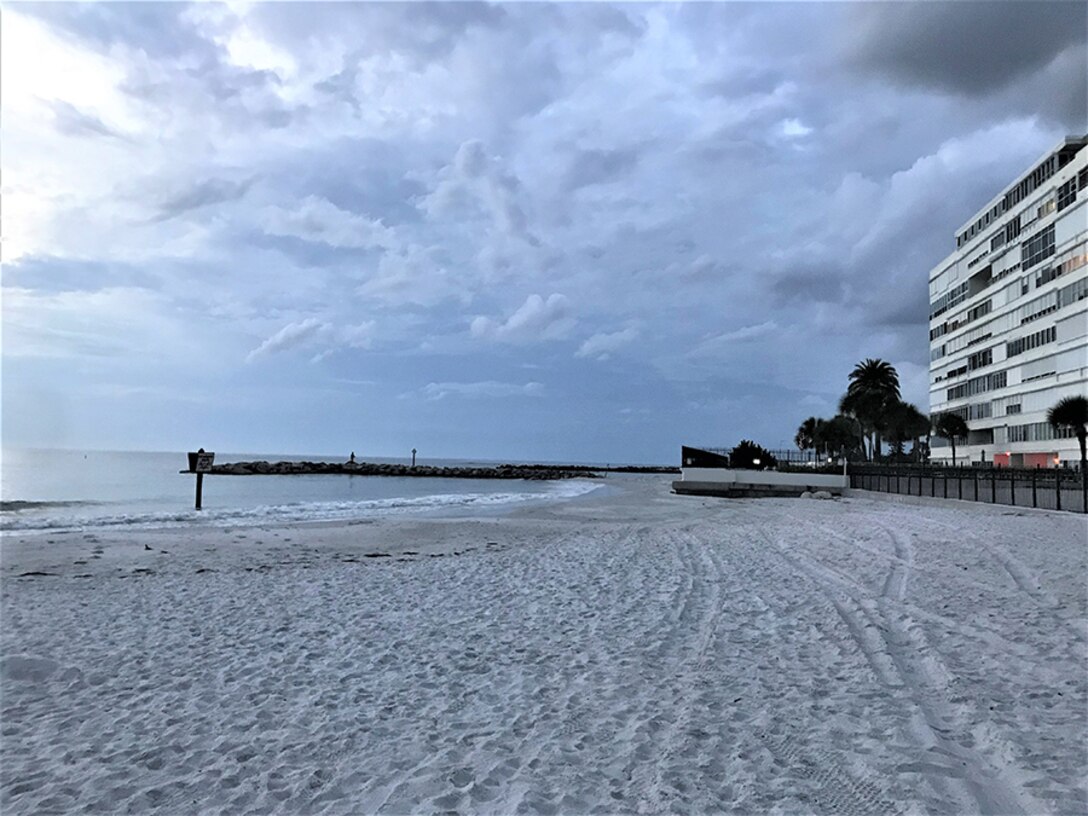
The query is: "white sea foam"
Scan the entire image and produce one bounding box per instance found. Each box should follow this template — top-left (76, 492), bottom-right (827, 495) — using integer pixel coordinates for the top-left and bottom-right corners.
top-left (0, 479), bottom-right (603, 534)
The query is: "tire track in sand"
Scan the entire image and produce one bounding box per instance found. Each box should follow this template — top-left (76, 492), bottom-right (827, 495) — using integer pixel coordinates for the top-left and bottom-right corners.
top-left (911, 514), bottom-right (1086, 646)
top-left (765, 524), bottom-right (1038, 816)
top-left (632, 528), bottom-right (724, 814)
top-left (699, 516), bottom-right (904, 816)
top-left (778, 510), bottom-right (1055, 668)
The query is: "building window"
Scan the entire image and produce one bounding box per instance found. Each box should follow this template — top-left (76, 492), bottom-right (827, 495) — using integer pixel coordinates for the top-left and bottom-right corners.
top-left (929, 280), bottom-right (970, 319)
top-left (967, 348), bottom-right (992, 370)
top-left (1008, 422), bottom-right (1076, 443)
top-left (1059, 276), bottom-right (1088, 307)
top-left (946, 370), bottom-right (1007, 401)
top-left (1036, 266), bottom-right (1058, 287)
top-left (1006, 403), bottom-right (1022, 415)
top-left (1006, 326), bottom-right (1056, 358)
top-left (1005, 215), bottom-right (1022, 243)
top-left (1057, 178), bottom-right (1078, 211)
top-left (1021, 224), bottom-right (1055, 270)
top-left (966, 300), bottom-right (992, 322)
top-left (1037, 198), bottom-right (1056, 219)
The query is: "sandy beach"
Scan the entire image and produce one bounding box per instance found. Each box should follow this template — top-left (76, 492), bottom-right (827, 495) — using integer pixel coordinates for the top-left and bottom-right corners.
top-left (2, 475), bottom-right (1086, 815)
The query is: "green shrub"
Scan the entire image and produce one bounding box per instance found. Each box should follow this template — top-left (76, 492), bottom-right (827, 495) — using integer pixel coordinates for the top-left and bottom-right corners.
top-left (729, 440), bottom-right (777, 470)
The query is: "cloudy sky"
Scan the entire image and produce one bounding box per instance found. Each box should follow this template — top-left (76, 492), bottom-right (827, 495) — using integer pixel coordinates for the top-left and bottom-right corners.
top-left (2, 2), bottom-right (1085, 463)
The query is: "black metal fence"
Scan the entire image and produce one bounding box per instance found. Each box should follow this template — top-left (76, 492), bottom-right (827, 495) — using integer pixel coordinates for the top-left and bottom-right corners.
top-left (850, 464), bottom-right (1088, 514)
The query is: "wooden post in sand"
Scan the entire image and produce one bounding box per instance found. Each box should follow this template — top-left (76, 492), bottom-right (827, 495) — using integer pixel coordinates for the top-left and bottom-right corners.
top-left (411, 448), bottom-right (417, 468)
top-left (185, 450), bottom-right (215, 510)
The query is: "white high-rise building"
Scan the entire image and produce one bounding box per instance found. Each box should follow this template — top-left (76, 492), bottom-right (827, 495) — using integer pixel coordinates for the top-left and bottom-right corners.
top-left (928, 136), bottom-right (1088, 468)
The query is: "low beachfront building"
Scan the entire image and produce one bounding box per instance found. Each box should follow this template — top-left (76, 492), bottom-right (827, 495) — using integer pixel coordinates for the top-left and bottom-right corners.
top-left (928, 136), bottom-right (1088, 468)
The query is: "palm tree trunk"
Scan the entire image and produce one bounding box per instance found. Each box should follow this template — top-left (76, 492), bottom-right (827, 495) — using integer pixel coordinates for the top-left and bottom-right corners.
top-left (951, 439), bottom-right (957, 467)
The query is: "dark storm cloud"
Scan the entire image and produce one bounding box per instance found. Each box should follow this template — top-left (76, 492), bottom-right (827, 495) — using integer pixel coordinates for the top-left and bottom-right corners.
top-left (8, 1), bottom-right (1085, 456)
top-left (872, 285), bottom-right (930, 329)
top-left (701, 67), bottom-right (784, 100)
top-left (124, 55), bottom-right (302, 130)
top-left (263, 138), bottom-right (427, 227)
top-left (2, 256), bottom-right (159, 293)
top-left (196, 63), bottom-right (282, 103)
top-left (46, 100), bottom-right (122, 139)
top-left (563, 147), bottom-right (642, 191)
top-left (13, 1), bottom-right (213, 60)
top-left (245, 2), bottom-right (506, 65)
top-left (847, 1), bottom-right (1087, 95)
top-left (16, 2), bottom-right (304, 131)
top-left (245, 232), bottom-right (376, 270)
top-left (771, 269), bottom-right (848, 307)
top-left (154, 178), bottom-right (255, 221)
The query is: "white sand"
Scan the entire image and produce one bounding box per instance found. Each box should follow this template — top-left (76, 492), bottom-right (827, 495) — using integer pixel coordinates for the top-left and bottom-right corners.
top-left (2, 476), bottom-right (1086, 815)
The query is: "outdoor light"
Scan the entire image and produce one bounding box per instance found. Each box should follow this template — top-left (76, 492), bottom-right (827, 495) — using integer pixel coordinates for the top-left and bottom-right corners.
top-left (753, 458), bottom-right (761, 466)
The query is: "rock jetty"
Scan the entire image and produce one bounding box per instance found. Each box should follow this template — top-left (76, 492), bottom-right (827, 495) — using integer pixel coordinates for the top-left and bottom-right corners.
top-left (209, 461), bottom-right (598, 480)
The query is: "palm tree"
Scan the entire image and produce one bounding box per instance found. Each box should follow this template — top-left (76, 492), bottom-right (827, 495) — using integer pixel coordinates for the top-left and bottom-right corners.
top-left (844, 359), bottom-right (901, 461)
top-left (819, 414), bottom-right (865, 461)
top-left (1047, 396), bottom-right (1088, 477)
top-left (795, 417), bottom-right (823, 464)
top-left (932, 412), bottom-right (969, 467)
top-left (886, 402), bottom-right (930, 461)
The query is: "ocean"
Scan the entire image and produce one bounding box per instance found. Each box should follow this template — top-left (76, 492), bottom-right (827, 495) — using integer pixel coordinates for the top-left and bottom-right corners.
top-left (0, 449), bottom-right (604, 534)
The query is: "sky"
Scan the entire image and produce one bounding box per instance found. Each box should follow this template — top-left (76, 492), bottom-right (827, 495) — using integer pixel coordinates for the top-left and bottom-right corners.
top-left (2, 1), bottom-right (1086, 464)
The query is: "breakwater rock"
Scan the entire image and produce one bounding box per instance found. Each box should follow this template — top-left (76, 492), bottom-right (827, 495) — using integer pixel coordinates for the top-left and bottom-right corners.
top-left (504, 463), bottom-right (679, 475)
top-left (209, 461), bottom-right (598, 480)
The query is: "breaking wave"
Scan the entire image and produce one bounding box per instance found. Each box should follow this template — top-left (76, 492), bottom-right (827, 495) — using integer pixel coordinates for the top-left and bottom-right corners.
top-left (0, 480), bottom-right (603, 534)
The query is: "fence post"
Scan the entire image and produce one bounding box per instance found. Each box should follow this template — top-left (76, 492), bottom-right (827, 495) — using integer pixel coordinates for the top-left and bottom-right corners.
top-left (991, 470), bottom-right (997, 504)
top-left (1056, 468), bottom-right (1062, 512)
top-left (931, 470), bottom-right (935, 497)
top-left (943, 472), bottom-right (948, 499)
top-left (896, 470), bottom-right (900, 495)
top-left (1010, 471), bottom-right (1015, 507)
top-left (1032, 468), bottom-right (1038, 508)
top-left (958, 472), bottom-right (963, 500)
top-left (1082, 467), bottom-right (1087, 514)
top-left (973, 470), bottom-right (979, 502)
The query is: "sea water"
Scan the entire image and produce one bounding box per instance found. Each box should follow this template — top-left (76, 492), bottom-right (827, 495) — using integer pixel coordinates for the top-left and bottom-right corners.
top-left (0, 449), bottom-right (603, 534)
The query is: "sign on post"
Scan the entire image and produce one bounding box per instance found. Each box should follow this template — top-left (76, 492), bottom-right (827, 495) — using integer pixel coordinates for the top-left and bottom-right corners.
top-left (184, 449), bottom-right (215, 509)
top-left (187, 450), bottom-right (215, 473)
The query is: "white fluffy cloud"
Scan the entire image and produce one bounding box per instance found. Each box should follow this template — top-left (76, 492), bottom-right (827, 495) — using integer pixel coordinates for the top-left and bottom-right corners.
top-left (419, 381), bottom-right (544, 400)
top-left (245, 318), bottom-right (328, 361)
top-left (261, 196), bottom-right (396, 249)
top-left (246, 318), bottom-right (376, 362)
top-left (575, 327), bottom-right (638, 360)
top-left (471, 293), bottom-right (573, 343)
top-left (422, 140), bottom-right (539, 246)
